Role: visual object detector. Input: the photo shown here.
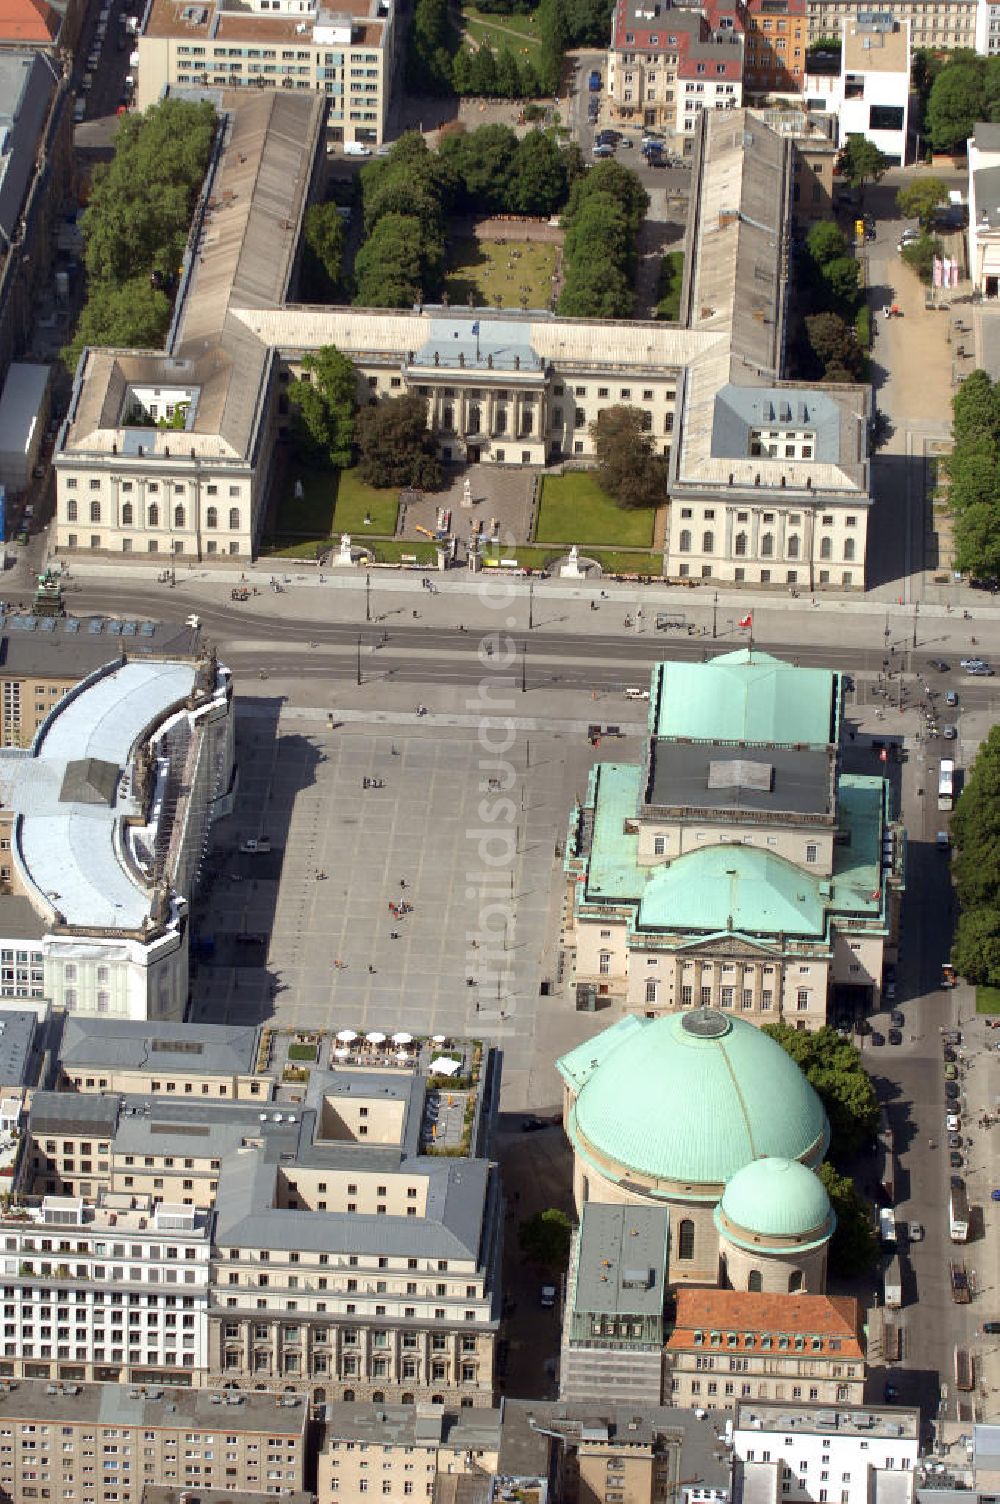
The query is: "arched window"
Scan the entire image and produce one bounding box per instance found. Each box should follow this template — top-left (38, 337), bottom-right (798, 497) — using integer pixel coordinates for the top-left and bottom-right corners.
top-left (788, 1269), bottom-right (804, 1293)
top-left (229, 506), bottom-right (240, 530)
top-left (147, 503), bottom-right (159, 527)
top-left (372, 1391), bottom-right (385, 1404)
top-left (343, 1389), bottom-right (355, 1402)
top-left (678, 1219), bottom-right (695, 1260)
top-left (748, 1269), bottom-right (763, 1292)
top-left (432, 1394), bottom-right (445, 1406)
top-left (702, 531), bottom-right (714, 553)
top-left (66, 500), bottom-right (77, 522)
top-left (206, 506), bottom-right (218, 529)
top-left (174, 504), bottom-right (185, 529)
top-left (468, 404), bottom-right (481, 434)
top-left (787, 533), bottom-right (800, 559)
top-left (735, 531), bottom-right (747, 557)
top-left (820, 535), bottom-right (832, 560)
top-left (761, 532), bottom-right (774, 557)
top-left (401, 1392), bottom-right (415, 1405)
top-left (844, 537), bottom-right (855, 562)
top-left (121, 502), bottom-right (133, 526)
top-left (90, 500), bottom-right (101, 523)
top-left (679, 529), bottom-right (692, 553)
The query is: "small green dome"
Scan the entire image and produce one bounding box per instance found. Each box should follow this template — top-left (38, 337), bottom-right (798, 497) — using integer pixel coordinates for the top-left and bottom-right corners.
top-left (717, 1157), bottom-right (834, 1247)
top-left (566, 1009), bottom-right (829, 1190)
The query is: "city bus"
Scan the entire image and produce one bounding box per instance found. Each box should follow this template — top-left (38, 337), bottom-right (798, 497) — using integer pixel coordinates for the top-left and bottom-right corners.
top-left (939, 760), bottom-right (955, 812)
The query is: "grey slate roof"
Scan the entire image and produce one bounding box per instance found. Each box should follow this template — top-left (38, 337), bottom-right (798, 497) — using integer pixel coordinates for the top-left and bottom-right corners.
top-left (59, 1016), bottom-right (260, 1076)
top-left (29, 1090), bottom-right (120, 1136)
top-left (572, 1203), bottom-right (670, 1319)
top-left (710, 385), bottom-right (843, 462)
top-left (0, 1008), bottom-right (38, 1088)
top-left (647, 742), bottom-right (834, 815)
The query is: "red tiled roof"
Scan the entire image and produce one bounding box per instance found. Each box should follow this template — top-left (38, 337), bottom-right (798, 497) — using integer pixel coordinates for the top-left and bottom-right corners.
top-left (0, 0), bottom-right (59, 42)
top-left (668, 1290), bottom-right (864, 1357)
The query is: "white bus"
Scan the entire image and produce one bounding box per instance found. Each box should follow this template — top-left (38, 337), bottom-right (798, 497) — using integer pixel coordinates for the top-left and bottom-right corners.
top-left (939, 759), bottom-right (955, 812)
top-left (950, 1182), bottom-right (969, 1243)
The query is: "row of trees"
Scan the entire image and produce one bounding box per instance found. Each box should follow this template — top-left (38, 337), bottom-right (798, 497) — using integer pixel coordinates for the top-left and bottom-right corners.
top-left (800, 221), bottom-right (865, 384)
top-left (299, 203), bottom-right (346, 303)
top-left (925, 51), bottom-right (1000, 155)
top-left (407, 0), bottom-right (612, 99)
top-left (290, 345), bottom-right (443, 489)
top-left (352, 129), bottom-right (579, 308)
top-left (558, 158), bottom-right (648, 319)
top-left (66, 98), bottom-right (217, 367)
top-left (946, 369), bottom-right (1000, 591)
top-left (951, 723), bottom-right (1000, 984)
top-left (763, 1023), bottom-right (879, 1276)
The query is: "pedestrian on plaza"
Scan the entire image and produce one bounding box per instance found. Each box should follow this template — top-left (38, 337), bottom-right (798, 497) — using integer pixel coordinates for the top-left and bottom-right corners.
top-left (400, 878), bottom-right (407, 890)
top-left (368, 964), bottom-right (376, 975)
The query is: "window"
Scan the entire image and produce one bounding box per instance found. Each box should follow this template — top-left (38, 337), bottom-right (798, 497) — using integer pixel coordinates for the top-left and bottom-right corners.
top-left (677, 1219), bottom-right (695, 1260)
top-left (796, 989), bottom-right (809, 1011)
top-left (787, 534), bottom-right (799, 558)
top-left (148, 504), bottom-right (159, 527)
top-left (66, 500), bottom-right (78, 522)
top-left (820, 535), bottom-right (832, 560)
top-left (599, 952), bottom-right (611, 976)
top-left (735, 532), bottom-right (747, 557)
top-left (805, 843), bottom-right (817, 864)
top-left (653, 836), bottom-right (665, 856)
top-left (703, 531), bottom-right (714, 553)
top-left (174, 505), bottom-right (185, 529)
top-left (645, 980), bottom-right (657, 1004)
top-left (89, 501), bottom-right (101, 523)
top-left (748, 1270), bottom-right (762, 1291)
top-left (679, 530), bottom-right (692, 553)
top-left (844, 537), bottom-right (855, 562)
top-left (761, 533), bottom-right (774, 557)
top-left (206, 507), bottom-right (218, 529)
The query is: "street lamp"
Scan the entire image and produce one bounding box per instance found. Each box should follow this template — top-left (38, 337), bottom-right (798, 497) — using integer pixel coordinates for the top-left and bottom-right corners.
top-left (912, 601), bottom-right (919, 650)
top-left (356, 633), bottom-right (362, 688)
top-left (521, 642), bottom-right (527, 695)
top-left (528, 578), bottom-right (534, 631)
top-left (712, 591), bottom-right (718, 640)
top-left (365, 572), bottom-right (371, 624)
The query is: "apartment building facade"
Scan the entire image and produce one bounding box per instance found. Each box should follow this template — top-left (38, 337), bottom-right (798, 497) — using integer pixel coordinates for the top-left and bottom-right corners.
top-left (742, 0), bottom-right (807, 93)
top-left (136, 0), bottom-right (396, 144)
top-left (805, 0), bottom-right (975, 48)
top-left (731, 1402), bottom-right (919, 1504)
top-left (666, 1292), bottom-right (866, 1410)
top-left (606, 0), bottom-right (745, 133)
top-left (0, 1379), bottom-right (306, 1503)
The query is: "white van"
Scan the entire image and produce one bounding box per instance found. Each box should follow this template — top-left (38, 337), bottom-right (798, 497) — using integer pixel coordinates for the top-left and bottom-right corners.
top-left (624, 687), bottom-right (650, 701)
top-left (344, 142), bottom-right (372, 157)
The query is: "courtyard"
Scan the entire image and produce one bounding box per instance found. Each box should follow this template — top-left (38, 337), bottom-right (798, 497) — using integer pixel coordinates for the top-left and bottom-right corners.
top-left (444, 236), bottom-right (560, 312)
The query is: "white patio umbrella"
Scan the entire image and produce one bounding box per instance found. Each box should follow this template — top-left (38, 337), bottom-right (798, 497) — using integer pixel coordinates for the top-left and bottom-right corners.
top-left (367, 1031), bottom-right (387, 1044)
top-left (334, 1047), bottom-right (350, 1059)
top-left (396, 1049), bottom-right (411, 1061)
top-left (431, 1034), bottom-right (447, 1044)
top-left (431, 1056), bottom-right (462, 1077)
top-left (336, 1028), bottom-right (357, 1043)
top-left (392, 1031), bottom-right (413, 1045)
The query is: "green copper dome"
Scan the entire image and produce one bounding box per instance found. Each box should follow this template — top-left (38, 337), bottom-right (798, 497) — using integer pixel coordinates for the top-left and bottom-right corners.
top-left (566, 1010), bottom-right (829, 1191)
top-left (716, 1157), bottom-right (835, 1249)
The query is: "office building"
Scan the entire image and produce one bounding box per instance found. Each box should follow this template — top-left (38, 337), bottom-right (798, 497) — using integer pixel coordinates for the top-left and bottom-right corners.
top-left (317, 1402), bottom-right (502, 1501)
top-left (136, 0), bottom-right (396, 145)
top-left (803, 15), bottom-right (910, 165)
top-left (732, 1402), bottom-right (919, 1504)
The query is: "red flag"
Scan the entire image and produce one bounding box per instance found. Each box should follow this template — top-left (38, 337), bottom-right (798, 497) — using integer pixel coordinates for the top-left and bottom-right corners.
top-left (738, 613), bottom-right (752, 629)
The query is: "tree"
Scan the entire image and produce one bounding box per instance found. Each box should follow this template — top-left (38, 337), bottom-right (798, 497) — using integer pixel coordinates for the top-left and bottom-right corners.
top-left (820, 255), bottom-right (861, 306)
top-left (355, 394), bottom-right (443, 490)
top-left (953, 368), bottom-right (1000, 446)
top-left (509, 131), bottom-right (569, 215)
top-left (518, 1208), bottom-right (572, 1270)
top-left (589, 405), bottom-right (668, 507)
top-left (838, 135), bottom-right (888, 196)
top-left (353, 213), bottom-right (440, 308)
top-left (288, 346), bottom-right (358, 469)
top-left (817, 1163), bottom-right (878, 1277)
top-left (65, 277), bottom-right (172, 369)
top-left (806, 221), bottom-right (848, 267)
top-left (896, 177), bottom-right (949, 230)
top-left (564, 158), bottom-right (649, 235)
top-left (900, 232), bottom-right (943, 284)
top-left (926, 56), bottom-right (991, 153)
top-left (762, 1024), bottom-right (878, 1161)
top-left (300, 203), bottom-right (346, 302)
top-left (804, 311), bottom-right (862, 379)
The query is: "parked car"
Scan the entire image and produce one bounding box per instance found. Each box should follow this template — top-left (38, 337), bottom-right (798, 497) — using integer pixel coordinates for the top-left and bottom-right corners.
top-left (890, 1009), bottom-right (904, 1027)
top-left (592, 143), bottom-right (614, 158)
top-left (946, 690), bottom-right (959, 706)
top-left (908, 1222), bottom-right (924, 1242)
top-left (239, 837), bottom-right (271, 854)
top-left (984, 1322), bottom-right (1000, 1333)
top-left (540, 1284), bottom-right (556, 1308)
top-left (521, 1116), bottom-right (548, 1132)
top-left (950, 1150), bottom-right (964, 1168)
top-left (947, 1113), bottom-right (961, 1131)
top-left (943, 723), bottom-right (958, 739)
top-left (897, 228), bottom-right (921, 251)
top-left (888, 1029), bottom-right (902, 1045)
top-left (871, 1031), bottom-right (885, 1046)
top-left (992, 1188), bottom-right (1000, 1201)
top-left (945, 1062), bottom-right (958, 1079)
top-left (970, 664), bottom-right (995, 675)
top-left (943, 1047), bottom-right (957, 1062)
top-left (946, 1081), bottom-right (960, 1100)
top-left (930, 659), bottom-right (950, 672)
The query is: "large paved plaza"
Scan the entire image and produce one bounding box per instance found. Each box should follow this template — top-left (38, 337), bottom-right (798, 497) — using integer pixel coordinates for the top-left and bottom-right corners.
top-left (191, 704), bottom-right (609, 1109)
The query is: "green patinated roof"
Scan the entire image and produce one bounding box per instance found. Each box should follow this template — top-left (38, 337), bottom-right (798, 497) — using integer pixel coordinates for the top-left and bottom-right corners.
top-left (654, 649), bottom-right (838, 746)
top-left (830, 774), bottom-right (888, 920)
top-left (558, 1009), bottom-right (829, 1187)
top-left (586, 763), bottom-right (645, 902)
top-left (637, 844), bottom-right (826, 938)
top-left (716, 1157), bottom-right (834, 1249)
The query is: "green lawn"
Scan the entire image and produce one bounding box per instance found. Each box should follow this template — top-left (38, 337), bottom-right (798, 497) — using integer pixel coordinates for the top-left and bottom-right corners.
top-left (479, 544), bottom-right (665, 575)
top-left (655, 250), bottom-right (685, 321)
top-left (445, 237), bottom-right (558, 313)
top-left (534, 472), bottom-right (656, 548)
top-left (270, 464), bottom-right (398, 545)
top-left (976, 985), bottom-right (1000, 1013)
top-left (461, 2), bottom-right (545, 61)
